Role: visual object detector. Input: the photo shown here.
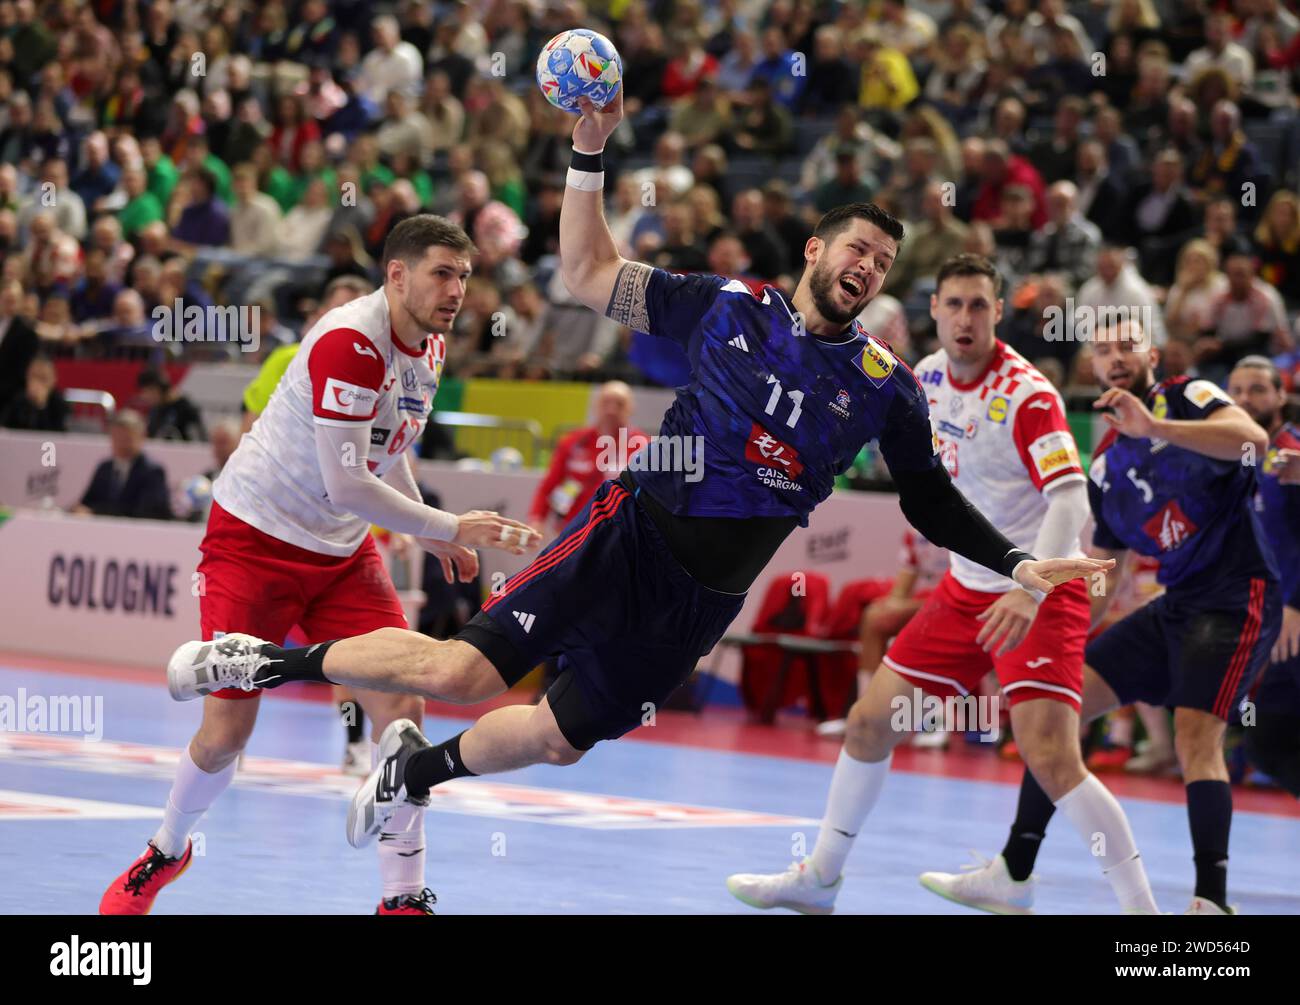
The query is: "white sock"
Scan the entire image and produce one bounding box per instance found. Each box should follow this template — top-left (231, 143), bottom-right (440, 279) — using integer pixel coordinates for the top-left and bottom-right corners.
top-left (809, 748), bottom-right (892, 885)
top-left (1055, 773), bottom-right (1159, 913)
top-left (151, 747), bottom-right (237, 858)
top-left (378, 812), bottom-right (426, 899)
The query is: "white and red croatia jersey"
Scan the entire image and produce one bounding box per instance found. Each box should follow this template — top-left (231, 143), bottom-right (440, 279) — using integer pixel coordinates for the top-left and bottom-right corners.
top-left (213, 289), bottom-right (446, 556)
top-left (912, 339), bottom-right (1085, 592)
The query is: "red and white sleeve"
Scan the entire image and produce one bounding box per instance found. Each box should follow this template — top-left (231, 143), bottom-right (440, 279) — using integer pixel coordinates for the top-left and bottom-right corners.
top-left (1012, 391), bottom-right (1085, 493)
top-left (308, 328), bottom-right (385, 424)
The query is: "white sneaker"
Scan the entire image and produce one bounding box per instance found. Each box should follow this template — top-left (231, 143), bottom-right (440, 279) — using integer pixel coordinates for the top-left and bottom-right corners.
top-left (911, 728), bottom-right (949, 749)
top-left (342, 740), bottom-right (371, 777)
top-left (1185, 896), bottom-right (1236, 915)
top-left (346, 718), bottom-right (431, 849)
top-left (167, 634), bottom-right (273, 701)
top-left (919, 853), bottom-right (1036, 915)
top-left (726, 858), bottom-right (841, 915)
top-left (1124, 744), bottom-right (1178, 775)
top-left (815, 718), bottom-right (847, 738)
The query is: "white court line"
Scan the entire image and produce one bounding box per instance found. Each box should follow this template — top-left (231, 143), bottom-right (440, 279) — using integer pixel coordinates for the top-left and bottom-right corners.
top-left (0, 732), bottom-right (816, 830)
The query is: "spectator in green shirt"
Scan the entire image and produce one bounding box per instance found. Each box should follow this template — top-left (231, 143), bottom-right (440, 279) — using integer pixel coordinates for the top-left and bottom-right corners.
top-left (141, 137), bottom-right (179, 206)
top-left (118, 165), bottom-right (165, 237)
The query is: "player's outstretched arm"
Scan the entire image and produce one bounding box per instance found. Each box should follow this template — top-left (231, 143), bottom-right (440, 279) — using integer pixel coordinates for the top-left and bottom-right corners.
top-left (315, 423), bottom-right (540, 555)
top-left (892, 464), bottom-right (1114, 591)
top-left (558, 91), bottom-right (632, 316)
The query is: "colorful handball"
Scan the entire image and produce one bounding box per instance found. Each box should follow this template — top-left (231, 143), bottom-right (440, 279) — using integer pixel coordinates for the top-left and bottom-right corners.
top-left (536, 29), bottom-right (623, 114)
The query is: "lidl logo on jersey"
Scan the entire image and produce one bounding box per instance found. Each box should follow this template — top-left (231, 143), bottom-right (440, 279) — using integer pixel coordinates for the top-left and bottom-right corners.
top-left (1152, 393), bottom-right (1168, 420)
top-left (745, 422), bottom-right (804, 490)
top-left (986, 395), bottom-right (1010, 424)
top-left (323, 378), bottom-right (377, 417)
top-left (1028, 432), bottom-right (1079, 479)
top-left (828, 388), bottom-right (852, 419)
top-left (856, 337), bottom-right (895, 386)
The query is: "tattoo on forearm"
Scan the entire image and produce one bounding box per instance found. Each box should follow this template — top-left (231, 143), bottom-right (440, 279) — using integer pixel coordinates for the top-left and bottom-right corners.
top-left (606, 261), bottom-right (652, 331)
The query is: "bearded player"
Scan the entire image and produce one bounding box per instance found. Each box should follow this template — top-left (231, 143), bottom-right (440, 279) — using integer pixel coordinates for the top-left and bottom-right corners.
top-left (99, 216), bottom-right (541, 916)
top-left (919, 319), bottom-right (1279, 915)
top-left (1228, 356), bottom-right (1300, 796)
top-left (159, 93), bottom-right (1110, 912)
top-left (728, 256), bottom-right (1159, 915)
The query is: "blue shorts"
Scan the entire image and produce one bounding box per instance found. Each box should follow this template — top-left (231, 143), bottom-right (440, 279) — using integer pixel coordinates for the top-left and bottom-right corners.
top-left (1085, 575), bottom-right (1281, 722)
top-left (456, 478), bottom-right (746, 749)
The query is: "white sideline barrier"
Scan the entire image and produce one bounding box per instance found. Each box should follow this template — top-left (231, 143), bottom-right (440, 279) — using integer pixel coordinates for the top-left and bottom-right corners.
top-left (0, 432), bottom-right (913, 682)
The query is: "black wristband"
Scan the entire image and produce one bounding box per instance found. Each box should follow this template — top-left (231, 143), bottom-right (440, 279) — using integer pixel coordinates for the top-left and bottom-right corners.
top-left (1001, 549), bottom-right (1035, 579)
top-left (571, 148), bottom-right (604, 172)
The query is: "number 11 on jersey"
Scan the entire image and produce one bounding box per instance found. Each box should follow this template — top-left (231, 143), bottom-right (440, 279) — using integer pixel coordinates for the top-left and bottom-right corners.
top-left (765, 374), bottom-right (804, 428)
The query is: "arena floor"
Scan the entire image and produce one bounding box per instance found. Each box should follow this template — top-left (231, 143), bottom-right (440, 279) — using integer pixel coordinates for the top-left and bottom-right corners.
top-left (2, 654), bottom-right (1298, 915)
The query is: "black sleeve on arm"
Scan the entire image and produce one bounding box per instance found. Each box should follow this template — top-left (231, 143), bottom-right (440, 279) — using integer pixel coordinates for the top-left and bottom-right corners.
top-left (891, 464), bottom-right (1034, 580)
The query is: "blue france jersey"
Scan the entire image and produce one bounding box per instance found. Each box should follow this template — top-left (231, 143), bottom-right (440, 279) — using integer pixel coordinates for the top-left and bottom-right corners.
top-left (1256, 422), bottom-right (1300, 609)
top-left (1088, 376), bottom-right (1279, 591)
top-left (617, 269), bottom-right (939, 523)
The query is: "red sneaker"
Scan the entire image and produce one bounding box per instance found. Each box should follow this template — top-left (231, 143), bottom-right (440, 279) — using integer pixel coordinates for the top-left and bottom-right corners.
top-left (99, 840), bottom-right (193, 915)
top-left (376, 888), bottom-right (437, 915)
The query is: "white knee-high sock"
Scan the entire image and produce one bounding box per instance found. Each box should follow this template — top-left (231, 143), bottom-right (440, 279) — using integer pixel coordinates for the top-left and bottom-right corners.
top-left (151, 747), bottom-right (237, 858)
top-left (808, 748), bottom-right (892, 885)
top-left (1055, 773), bottom-right (1159, 913)
top-left (378, 812), bottom-right (427, 899)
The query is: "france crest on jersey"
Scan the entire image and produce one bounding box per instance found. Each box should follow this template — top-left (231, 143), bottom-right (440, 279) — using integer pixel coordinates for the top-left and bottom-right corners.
top-left (610, 268), bottom-right (939, 524)
top-left (1088, 376), bottom-right (1279, 591)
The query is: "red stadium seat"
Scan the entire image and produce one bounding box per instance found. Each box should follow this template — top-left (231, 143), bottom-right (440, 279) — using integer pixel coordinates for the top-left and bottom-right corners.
top-left (739, 570), bottom-right (830, 723)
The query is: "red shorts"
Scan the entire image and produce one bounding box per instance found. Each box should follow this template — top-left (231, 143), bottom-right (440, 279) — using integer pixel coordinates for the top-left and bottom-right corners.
top-left (197, 501), bottom-right (407, 699)
top-left (882, 571), bottom-right (1089, 710)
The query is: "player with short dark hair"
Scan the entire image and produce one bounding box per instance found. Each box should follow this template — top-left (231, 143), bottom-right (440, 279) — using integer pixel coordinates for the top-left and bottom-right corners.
top-left (98, 214), bottom-right (540, 916)
top-left (1228, 356), bottom-right (1300, 796)
top-left (729, 253), bottom-right (1159, 916)
top-left (160, 92), bottom-right (1110, 910)
top-left (919, 319), bottom-right (1280, 915)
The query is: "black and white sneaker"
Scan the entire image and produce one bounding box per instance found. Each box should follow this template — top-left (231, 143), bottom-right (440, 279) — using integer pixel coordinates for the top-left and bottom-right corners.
top-left (347, 718), bottom-right (431, 849)
top-left (167, 634), bottom-right (275, 701)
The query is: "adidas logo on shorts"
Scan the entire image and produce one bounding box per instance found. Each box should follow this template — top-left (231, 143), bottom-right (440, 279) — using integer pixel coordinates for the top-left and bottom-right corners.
top-left (513, 611), bottom-right (536, 633)
top-left (728, 333), bottom-right (749, 352)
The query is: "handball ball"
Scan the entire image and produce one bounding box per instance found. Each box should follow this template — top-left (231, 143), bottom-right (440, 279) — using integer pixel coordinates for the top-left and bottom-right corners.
top-left (178, 474), bottom-right (212, 519)
top-left (536, 29), bottom-right (622, 114)
top-left (490, 446), bottom-right (525, 473)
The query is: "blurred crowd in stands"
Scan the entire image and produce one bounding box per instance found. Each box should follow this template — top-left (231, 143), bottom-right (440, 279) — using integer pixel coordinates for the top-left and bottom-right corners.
top-left (1, 0), bottom-right (1299, 438)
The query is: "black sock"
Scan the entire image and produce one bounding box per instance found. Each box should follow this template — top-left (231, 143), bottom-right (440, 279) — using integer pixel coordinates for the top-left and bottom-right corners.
top-left (1186, 779), bottom-right (1232, 908)
top-left (253, 640), bottom-right (338, 687)
top-left (405, 732), bottom-right (476, 799)
top-left (1001, 768), bottom-right (1058, 882)
top-left (340, 701), bottom-right (365, 744)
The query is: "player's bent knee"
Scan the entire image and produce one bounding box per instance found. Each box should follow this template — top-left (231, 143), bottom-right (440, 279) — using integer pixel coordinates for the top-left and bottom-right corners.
top-left (542, 740), bottom-right (586, 766)
top-left (844, 701), bottom-right (897, 761)
top-left (422, 639), bottom-right (503, 704)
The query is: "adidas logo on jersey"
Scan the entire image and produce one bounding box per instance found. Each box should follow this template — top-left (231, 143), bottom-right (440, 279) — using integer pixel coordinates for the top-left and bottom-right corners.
top-left (728, 333), bottom-right (750, 352)
top-left (513, 611), bottom-right (536, 633)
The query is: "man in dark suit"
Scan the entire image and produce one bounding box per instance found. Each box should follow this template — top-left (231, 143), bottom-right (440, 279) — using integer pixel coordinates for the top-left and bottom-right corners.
top-left (73, 410), bottom-right (173, 520)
